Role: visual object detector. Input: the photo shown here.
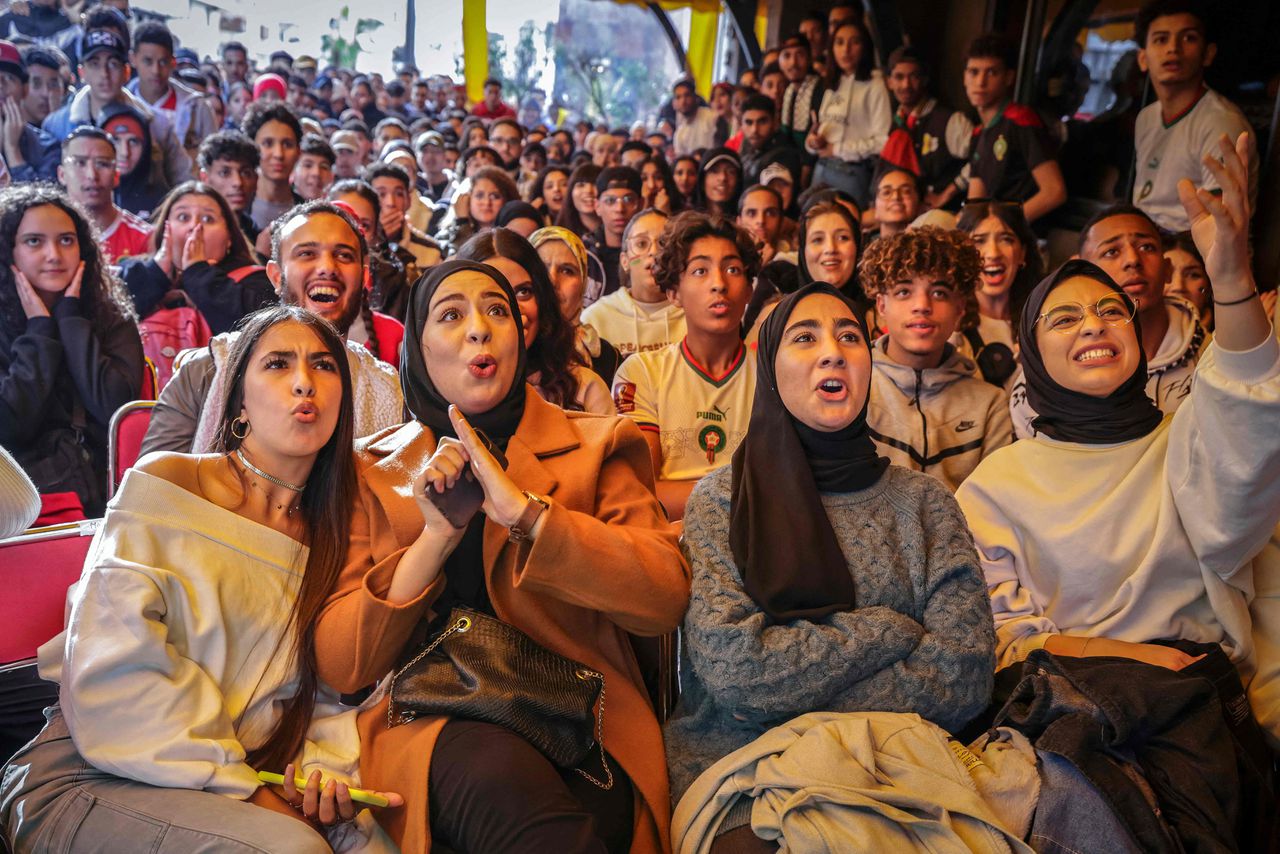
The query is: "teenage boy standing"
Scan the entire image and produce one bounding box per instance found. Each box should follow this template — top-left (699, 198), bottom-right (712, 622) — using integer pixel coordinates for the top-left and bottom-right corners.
top-left (43, 28), bottom-right (192, 185)
top-left (612, 211), bottom-right (759, 520)
top-left (964, 34), bottom-right (1065, 223)
top-left (879, 45), bottom-right (973, 210)
top-left (126, 21), bottom-right (216, 160)
top-left (860, 227), bottom-right (1012, 491)
top-left (778, 34), bottom-right (825, 147)
top-left (1132, 0), bottom-right (1256, 232)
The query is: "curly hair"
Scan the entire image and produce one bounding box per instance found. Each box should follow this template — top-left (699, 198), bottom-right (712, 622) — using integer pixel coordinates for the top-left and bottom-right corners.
top-left (858, 226), bottom-right (981, 331)
top-left (651, 210), bottom-right (761, 295)
top-left (456, 228), bottom-right (585, 410)
top-left (0, 184), bottom-right (136, 343)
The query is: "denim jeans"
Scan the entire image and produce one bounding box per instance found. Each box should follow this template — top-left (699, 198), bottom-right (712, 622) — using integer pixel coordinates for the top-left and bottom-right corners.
top-left (1, 708), bottom-right (330, 853)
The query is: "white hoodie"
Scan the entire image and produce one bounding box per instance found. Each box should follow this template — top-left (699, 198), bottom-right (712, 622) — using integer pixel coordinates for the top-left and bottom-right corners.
top-left (581, 288), bottom-right (687, 358)
top-left (1010, 296), bottom-right (1209, 439)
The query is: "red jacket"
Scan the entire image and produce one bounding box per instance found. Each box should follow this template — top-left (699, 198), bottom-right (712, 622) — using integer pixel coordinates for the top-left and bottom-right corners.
top-left (359, 311), bottom-right (404, 369)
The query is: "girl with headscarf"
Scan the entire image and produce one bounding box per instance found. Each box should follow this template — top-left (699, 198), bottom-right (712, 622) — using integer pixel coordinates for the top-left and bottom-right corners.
top-left (314, 260), bottom-right (690, 854)
top-left (530, 224), bottom-right (622, 384)
top-left (664, 282), bottom-right (996, 850)
top-left (957, 137), bottom-right (1280, 744)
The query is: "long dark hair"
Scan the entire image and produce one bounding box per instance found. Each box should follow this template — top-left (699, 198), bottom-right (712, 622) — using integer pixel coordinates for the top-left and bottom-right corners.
top-left (147, 181), bottom-right (256, 267)
top-left (691, 148), bottom-right (743, 217)
top-left (640, 155), bottom-right (685, 214)
top-left (555, 162), bottom-right (602, 236)
top-left (826, 18), bottom-right (877, 86)
top-left (528, 164), bottom-right (571, 213)
top-left (956, 200), bottom-right (1043, 334)
top-left (0, 184), bottom-right (136, 344)
top-left (456, 228), bottom-right (584, 409)
top-left (214, 305), bottom-right (356, 773)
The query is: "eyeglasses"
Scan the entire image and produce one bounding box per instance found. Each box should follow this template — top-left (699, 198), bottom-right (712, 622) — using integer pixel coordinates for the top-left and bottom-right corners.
top-left (1037, 295), bottom-right (1137, 333)
top-left (598, 193), bottom-right (637, 209)
top-left (878, 185), bottom-right (917, 199)
top-left (625, 234), bottom-right (657, 255)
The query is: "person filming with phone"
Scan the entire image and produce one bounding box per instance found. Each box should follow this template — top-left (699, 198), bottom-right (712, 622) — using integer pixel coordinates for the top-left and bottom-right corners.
top-left (315, 259), bottom-right (690, 854)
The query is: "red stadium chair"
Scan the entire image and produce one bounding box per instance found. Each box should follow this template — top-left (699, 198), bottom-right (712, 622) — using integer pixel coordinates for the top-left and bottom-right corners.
top-left (0, 519), bottom-right (99, 667)
top-left (140, 357), bottom-right (159, 401)
top-left (108, 400), bottom-right (156, 499)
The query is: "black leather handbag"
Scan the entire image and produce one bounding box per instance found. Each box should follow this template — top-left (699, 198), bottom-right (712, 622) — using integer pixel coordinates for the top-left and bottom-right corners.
top-left (387, 607), bottom-right (613, 788)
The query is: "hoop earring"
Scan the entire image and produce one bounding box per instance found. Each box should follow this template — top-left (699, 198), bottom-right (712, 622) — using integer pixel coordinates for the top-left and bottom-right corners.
top-left (231, 417), bottom-right (251, 440)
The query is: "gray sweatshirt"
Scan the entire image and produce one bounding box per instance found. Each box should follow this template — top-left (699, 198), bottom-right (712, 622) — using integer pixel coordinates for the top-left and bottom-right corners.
top-left (664, 464), bottom-right (997, 802)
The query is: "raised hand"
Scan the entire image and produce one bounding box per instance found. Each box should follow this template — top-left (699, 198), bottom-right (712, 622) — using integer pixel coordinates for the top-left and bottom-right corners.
top-left (449, 404), bottom-right (527, 528)
top-left (1176, 132), bottom-right (1252, 297)
top-left (181, 221), bottom-right (207, 270)
top-left (10, 265), bottom-right (49, 318)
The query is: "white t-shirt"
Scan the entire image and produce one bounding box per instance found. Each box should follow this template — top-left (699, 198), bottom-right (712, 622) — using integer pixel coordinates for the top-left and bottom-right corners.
top-left (1133, 87), bottom-right (1257, 233)
top-left (612, 339), bottom-right (756, 481)
top-left (581, 288), bottom-right (687, 358)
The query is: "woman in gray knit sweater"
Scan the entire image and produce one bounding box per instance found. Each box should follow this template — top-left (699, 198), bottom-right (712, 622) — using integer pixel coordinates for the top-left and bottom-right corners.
top-left (663, 282), bottom-right (996, 850)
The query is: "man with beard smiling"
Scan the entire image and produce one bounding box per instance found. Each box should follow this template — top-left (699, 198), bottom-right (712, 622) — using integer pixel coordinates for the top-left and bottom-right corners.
top-left (140, 200), bottom-right (403, 455)
top-left (1008, 203), bottom-right (1209, 438)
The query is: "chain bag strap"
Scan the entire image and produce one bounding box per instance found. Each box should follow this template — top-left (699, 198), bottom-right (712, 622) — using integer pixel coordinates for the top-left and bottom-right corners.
top-left (387, 608), bottom-right (612, 789)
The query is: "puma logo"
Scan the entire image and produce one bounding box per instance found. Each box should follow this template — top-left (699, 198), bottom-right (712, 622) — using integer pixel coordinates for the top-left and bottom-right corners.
top-left (955, 420), bottom-right (976, 432)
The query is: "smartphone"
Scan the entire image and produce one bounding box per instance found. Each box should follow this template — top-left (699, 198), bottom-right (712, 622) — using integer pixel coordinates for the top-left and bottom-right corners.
top-left (427, 428), bottom-right (508, 528)
top-left (256, 771), bottom-right (390, 807)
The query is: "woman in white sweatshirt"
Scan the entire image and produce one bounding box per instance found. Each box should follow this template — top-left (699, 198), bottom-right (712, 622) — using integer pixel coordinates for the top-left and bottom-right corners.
top-left (1, 306), bottom-right (400, 853)
top-left (956, 135), bottom-right (1279, 681)
top-left (805, 18), bottom-right (892, 207)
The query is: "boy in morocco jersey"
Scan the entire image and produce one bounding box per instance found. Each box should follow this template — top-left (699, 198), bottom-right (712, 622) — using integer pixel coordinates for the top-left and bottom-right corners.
top-left (612, 211), bottom-right (760, 521)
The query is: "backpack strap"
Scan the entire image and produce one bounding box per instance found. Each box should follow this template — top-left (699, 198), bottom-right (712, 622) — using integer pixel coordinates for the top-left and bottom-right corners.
top-left (226, 264), bottom-right (265, 283)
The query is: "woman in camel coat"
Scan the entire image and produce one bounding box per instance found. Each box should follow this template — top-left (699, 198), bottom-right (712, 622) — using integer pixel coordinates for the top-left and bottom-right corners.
top-left (315, 260), bottom-right (689, 854)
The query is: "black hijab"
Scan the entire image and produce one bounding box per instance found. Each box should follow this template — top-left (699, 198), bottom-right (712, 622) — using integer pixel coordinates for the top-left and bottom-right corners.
top-left (400, 260), bottom-right (529, 617)
top-left (400, 259), bottom-right (528, 447)
top-left (1019, 259), bottom-right (1163, 444)
top-left (729, 282), bottom-right (889, 623)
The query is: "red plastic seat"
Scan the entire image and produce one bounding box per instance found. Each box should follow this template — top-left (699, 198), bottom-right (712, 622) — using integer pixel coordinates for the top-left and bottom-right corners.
top-left (140, 357), bottom-right (159, 401)
top-left (0, 520), bottom-right (99, 666)
top-left (108, 400), bottom-right (156, 499)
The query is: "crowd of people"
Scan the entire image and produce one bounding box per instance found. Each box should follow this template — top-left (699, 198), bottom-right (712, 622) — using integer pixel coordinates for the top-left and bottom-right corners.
top-left (1, 0), bottom-right (1279, 851)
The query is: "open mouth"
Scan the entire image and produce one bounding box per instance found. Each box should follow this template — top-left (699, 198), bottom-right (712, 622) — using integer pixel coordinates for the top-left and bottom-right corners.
top-left (306, 283), bottom-right (343, 305)
top-left (1074, 346), bottom-right (1117, 363)
top-left (708, 300), bottom-right (731, 316)
top-left (981, 264), bottom-right (1007, 284)
top-left (469, 354), bottom-right (497, 378)
top-left (817, 378), bottom-right (848, 400)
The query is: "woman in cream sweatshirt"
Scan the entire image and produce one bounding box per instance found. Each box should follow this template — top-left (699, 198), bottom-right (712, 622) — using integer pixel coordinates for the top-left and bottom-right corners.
top-left (957, 135), bottom-right (1280, 683)
top-left (1, 306), bottom-right (399, 853)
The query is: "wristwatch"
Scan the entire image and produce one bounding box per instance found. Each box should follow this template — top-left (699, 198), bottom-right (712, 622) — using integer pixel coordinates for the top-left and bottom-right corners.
top-left (508, 491), bottom-right (550, 543)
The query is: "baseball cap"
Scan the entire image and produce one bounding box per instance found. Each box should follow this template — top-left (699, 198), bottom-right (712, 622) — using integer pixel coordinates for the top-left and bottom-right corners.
top-left (330, 130), bottom-right (359, 153)
top-left (174, 47), bottom-right (199, 69)
top-left (80, 29), bottom-right (128, 64)
top-left (294, 55), bottom-right (317, 71)
top-left (414, 130), bottom-right (444, 151)
top-left (701, 151), bottom-right (740, 174)
top-left (314, 74), bottom-right (334, 91)
top-left (0, 40), bottom-right (26, 83)
top-left (759, 162), bottom-right (794, 187)
top-left (595, 166), bottom-right (642, 196)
